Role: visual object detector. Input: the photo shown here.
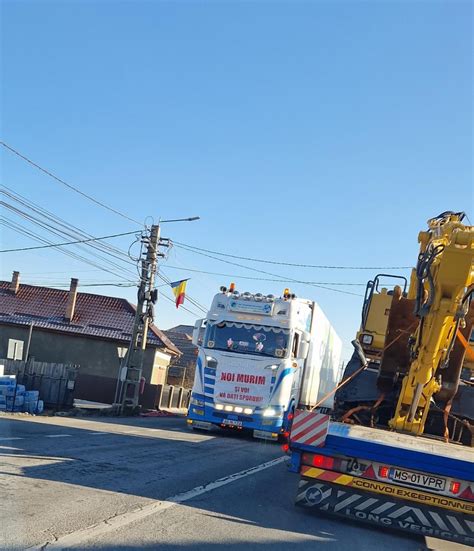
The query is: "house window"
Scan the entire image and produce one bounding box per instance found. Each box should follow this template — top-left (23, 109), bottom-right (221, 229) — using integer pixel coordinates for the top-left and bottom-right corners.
top-left (7, 339), bottom-right (24, 360)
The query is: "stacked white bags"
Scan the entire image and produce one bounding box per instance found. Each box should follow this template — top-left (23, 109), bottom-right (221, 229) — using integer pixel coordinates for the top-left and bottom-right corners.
top-left (0, 375), bottom-right (44, 414)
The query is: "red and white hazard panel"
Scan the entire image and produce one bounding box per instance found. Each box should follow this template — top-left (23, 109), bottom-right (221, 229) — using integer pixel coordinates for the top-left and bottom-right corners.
top-left (290, 410), bottom-right (330, 448)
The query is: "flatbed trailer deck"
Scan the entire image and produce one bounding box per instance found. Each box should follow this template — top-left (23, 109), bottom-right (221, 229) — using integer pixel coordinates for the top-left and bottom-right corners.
top-left (289, 413), bottom-right (474, 546)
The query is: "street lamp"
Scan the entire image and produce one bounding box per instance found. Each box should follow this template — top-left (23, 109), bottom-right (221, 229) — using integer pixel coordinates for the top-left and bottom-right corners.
top-left (159, 216), bottom-right (200, 223)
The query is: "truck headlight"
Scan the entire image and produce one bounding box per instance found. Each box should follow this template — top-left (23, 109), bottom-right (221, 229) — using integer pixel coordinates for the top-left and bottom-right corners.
top-left (215, 404), bottom-right (224, 410)
top-left (361, 334), bottom-right (373, 345)
top-left (263, 408), bottom-right (277, 417)
top-left (243, 408), bottom-right (253, 415)
top-left (191, 397), bottom-right (205, 407)
top-left (265, 364), bottom-right (279, 371)
top-left (206, 356), bottom-right (218, 369)
top-left (234, 406), bottom-right (243, 413)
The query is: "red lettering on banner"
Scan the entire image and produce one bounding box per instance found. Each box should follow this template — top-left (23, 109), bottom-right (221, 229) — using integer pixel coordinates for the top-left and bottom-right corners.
top-left (236, 374), bottom-right (266, 385)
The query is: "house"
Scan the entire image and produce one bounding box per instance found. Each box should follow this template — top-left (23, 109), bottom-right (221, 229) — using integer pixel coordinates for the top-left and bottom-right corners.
top-left (164, 325), bottom-right (198, 389)
top-left (0, 271), bottom-right (180, 405)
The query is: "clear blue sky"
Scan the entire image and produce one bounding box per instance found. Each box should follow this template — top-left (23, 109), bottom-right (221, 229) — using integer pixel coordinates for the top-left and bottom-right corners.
top-left (1, 1), bottom-right (472, 362)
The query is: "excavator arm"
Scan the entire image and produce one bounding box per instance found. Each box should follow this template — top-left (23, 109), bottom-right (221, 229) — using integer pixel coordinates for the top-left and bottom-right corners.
top-left (389, 211), bottom-right (474, 436)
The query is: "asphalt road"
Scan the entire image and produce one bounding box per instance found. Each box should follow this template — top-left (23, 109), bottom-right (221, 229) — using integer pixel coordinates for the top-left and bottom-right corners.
top-left (0, 414), bottom-right (469, 551)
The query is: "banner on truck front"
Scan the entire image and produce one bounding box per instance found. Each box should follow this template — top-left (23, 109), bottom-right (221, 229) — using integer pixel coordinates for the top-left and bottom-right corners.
top-left (214, 362), bottom-right (272, 405)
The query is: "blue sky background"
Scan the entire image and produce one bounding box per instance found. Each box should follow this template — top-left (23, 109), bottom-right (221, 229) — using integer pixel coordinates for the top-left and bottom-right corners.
top-left (1, 1), bottom-right (472, 361)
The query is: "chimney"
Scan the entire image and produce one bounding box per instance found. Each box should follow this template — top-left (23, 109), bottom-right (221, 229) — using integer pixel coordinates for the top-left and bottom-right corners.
top-left (65, 278), bottom-right (79, 322)
top-left (10, 271), bottom-right (20, 294)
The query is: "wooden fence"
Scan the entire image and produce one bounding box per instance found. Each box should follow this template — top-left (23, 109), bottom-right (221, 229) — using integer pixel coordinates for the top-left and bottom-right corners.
top-left (0, 359), bottom-right (78, 409)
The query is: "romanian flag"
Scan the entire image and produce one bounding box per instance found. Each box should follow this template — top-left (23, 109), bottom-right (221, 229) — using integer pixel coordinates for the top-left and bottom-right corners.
top-left (170, 279), bottom-right (188, 308)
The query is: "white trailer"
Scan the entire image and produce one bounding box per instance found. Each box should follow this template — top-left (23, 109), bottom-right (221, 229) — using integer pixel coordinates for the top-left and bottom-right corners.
top-left (187, 284), bottom-right (342, 440)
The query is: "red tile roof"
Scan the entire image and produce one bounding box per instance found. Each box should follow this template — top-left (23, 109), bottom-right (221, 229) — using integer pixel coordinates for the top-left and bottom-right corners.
top-left (0, 281), bottom-right (180, 355)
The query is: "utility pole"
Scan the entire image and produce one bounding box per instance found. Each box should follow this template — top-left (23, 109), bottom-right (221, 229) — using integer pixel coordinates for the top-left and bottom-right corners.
top-left (117, 216), bottom-right (199, 413)
top-left (120, 224), bottom-right (168, 412)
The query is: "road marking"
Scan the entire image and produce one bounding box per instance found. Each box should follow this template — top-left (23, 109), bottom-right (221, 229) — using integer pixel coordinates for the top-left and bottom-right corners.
top-left (0, 437), bottom-right (23, 441)
top-left (26, 455), bottom-right (286, 550)
top-left (44, 434), bottom-right (72, 438)
top-left (89, 432), bottom-right (109, 435)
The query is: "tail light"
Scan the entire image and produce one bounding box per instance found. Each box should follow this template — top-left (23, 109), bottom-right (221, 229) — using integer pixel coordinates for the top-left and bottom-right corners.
top-left (378, 466), bottom-right (390, 479)
top-left (311, 454), bottom-right (335, 470)
top-left (450, 481), bottom-right (461, 494)
top-left (281, 428), bottom-right (291, 454)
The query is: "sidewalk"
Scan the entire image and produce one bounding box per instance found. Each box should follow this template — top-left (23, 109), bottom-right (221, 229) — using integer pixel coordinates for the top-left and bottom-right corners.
top-left (140, 407), bottom-right (188, 417)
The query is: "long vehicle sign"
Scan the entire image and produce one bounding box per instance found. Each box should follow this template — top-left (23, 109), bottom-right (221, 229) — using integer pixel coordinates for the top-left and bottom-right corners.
top-left (300, 466), bottom-right (474, 514)
top-left (296, 478), bottom-right (474, 546)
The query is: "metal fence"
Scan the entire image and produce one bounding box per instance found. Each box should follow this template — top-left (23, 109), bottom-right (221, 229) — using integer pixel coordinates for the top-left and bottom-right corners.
top-left (156, 384), bottom-right (191, 410)
top-left (0, 359), bottom-right (79, 409)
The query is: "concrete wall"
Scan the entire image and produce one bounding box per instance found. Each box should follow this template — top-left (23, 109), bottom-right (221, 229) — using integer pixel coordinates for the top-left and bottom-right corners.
top-left (0, 324), bottom-right (171, 390)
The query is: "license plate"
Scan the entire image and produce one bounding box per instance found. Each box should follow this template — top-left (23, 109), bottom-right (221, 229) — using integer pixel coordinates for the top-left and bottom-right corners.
top-left (222, 419), bottom-right (243, 427)
top-left (389, 467), bottom-right (446, 491)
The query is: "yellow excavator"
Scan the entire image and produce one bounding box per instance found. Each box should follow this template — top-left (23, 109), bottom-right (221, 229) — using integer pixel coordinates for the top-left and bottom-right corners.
top-left (335, 211), bottom-right (474, 445)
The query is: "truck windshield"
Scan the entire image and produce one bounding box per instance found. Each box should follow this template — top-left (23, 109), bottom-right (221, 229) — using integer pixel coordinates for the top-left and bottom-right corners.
top-left (204, 321), bottom-right (289, 358)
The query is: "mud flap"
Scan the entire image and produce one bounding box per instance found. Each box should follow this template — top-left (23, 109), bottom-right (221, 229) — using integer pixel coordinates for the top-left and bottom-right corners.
top-left (295, 477), bottom-right (474, 546)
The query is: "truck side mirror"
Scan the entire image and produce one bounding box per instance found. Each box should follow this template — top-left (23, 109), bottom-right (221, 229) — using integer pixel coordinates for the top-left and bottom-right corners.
top-left (192, 319), bottom-right (203, 346)
top-left (298, 340), bottom-right (310, 359)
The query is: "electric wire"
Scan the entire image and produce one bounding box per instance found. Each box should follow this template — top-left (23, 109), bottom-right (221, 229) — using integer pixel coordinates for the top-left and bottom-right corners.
top-left (155, 271), bottom-right (208, 314)
top-left (160, 292), bottom-right (202, 318)
top-left (1, 201), bottom-right (137, 278)
top-left (157, 271), bottom-right (208, 313)
top-left (0, 186), bottom-right (143, 283)
top-left (1, 141), bottom-right (141, 225)
top-left (1, 186), bottom-right (136, 264)
top-left (174, 241), bottom-right (412, 270)
top-left (174, 243), bottom-right (364, 297)
top-left (0, 229), bottom-right (139, 253)
top-left (1, 217), bottom-right (136, 283)
top-left (161, 264), bottom-right (387, 286)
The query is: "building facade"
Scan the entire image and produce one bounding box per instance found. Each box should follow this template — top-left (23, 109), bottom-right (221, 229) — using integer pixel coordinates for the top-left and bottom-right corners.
top-left (0, 272), bottom-right (180, 405)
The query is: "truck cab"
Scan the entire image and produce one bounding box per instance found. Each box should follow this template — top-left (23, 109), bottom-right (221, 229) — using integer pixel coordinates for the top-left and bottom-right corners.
top-left (187, 284), bottom-right (341, 440)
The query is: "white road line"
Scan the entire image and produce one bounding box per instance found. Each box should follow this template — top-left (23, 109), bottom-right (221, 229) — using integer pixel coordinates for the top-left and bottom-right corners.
top-left (89, 432), bottom-right (109, 435)
top-left (44, 434), bottom-right (72, 438)
top-left (0, 437), bottom-right (23, 441)
top-left (26, 455), bottom-right (286, 550)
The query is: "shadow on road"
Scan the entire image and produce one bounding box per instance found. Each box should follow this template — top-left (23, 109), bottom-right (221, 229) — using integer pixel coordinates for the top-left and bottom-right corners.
top-left (0, 415), bottom-right (425, 551)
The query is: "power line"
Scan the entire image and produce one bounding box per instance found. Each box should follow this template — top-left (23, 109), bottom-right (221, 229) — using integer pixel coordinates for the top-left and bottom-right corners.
top-left (0, 229), bottom-right (139, 253)
top-left (1, 207), bottom-right (137, 281)
top-left (173, 243), bottom-right (364, 297)
top-left (160, 291), bottom-right (202, 318)
top-left (157, 272), bottom-right (208, 313)
top-left (1, 185), bottom-right (134, 263)
top-left (1, 187), bottom-right (138, 276)
top-left (174, 240), bottom-right (412, 270)
top-left (1, 187), bottom-right (140, 280)
top-left (1, 217), bottom-right (135, 283)
top-left (33, 282), bottom-right (137, 288)
top-left (1, 141), bottom-right (142, 226)
top-left (155, 271), bottom-right (208, 314)
top-left (161, 264), bottom-right (372, 286)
